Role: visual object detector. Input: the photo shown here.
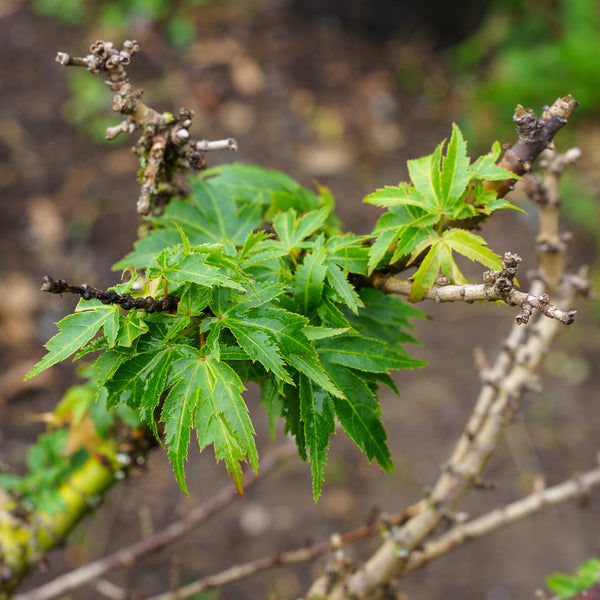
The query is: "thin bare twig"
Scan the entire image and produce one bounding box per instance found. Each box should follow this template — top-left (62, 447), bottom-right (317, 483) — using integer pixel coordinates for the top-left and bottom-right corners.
top-left (143, 501), bottom-right (426, 600)
top-left (372, 252), bottom-right (577, 325)
top-left (14, 443), bottom-right (297, 600)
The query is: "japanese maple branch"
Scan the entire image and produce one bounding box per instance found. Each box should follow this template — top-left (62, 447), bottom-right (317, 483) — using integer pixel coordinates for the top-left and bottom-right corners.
top-left (56, 41), bottom-right (237, 214)
top-left (40, 275), bottom-right (178, 313)
top-left (306, 149), bottom-right (588, 600)
top-left (13, 443), bottom-right (297, 600)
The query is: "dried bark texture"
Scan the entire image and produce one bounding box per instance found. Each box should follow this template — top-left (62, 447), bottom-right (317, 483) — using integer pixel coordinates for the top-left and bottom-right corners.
top-left (484, 95), bottom-right (579, 199)
top-left (56, 41), bottom-right (236, 215)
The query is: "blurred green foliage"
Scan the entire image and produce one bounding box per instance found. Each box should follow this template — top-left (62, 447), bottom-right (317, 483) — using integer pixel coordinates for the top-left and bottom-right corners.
top-left (451, 0), bottom-right (600, 145)
top-left (0, 372), bottom-right (140, 513)
top-left (62, 70), bottom-right (116, 142)
top-left (31, 0), bottom-right (212, 46)
top-left (546, 557), bottom-right (600, 598)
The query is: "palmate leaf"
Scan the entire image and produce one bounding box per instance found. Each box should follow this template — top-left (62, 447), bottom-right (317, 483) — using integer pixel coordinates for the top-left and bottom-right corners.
top-left (204, 163), bottom-right (303, 207)
top-left (364, 184), bottom-right (432, 212)
top-left (315, 334), bottom-right (425, 372)
top-left (148, 251), bottom-right (245, 292)
top-left (443, 229), bottom-right (503, 269)
top-left (116, 311), bottom-right (149, 347)
top-left (324, 234), bottom-right (370, 274)
top-left (273, 207), bottom-right (330, 252)
top-left (343, 288), bottom-right (425, 346)
top-left (115, 170), bottom-right (269, 270)
top-left (26, 303), bottom-right (119, 380)
top-left (407, 140), bottom-right (445, 210)
top-left (365, 125), bottom-right (521, 277)
top-left (325, 262), bottom-right (363, 314)
top-left (366, 205), bottom-right (432, 274)
top-left (408, 229), bottom-right (502, 301)
top-left (441, 123), bottom-right (471, 207)
top-left (546, 558), bottom-right (600, 599)
top-left (104, 342), bottom-right (178, 439)
top-left (366, 212), bottom-right (408, 274)
top-left (162, 347), bottom-right (257, 495)
top-left (471, 141), bottom-right (516, 181)
top-left (288, 353), bottom-right (344, 399)
top-left (221, 317), bottom-right (293, 384)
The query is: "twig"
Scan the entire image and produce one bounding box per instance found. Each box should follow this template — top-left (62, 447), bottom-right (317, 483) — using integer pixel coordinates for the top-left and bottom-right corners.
top-left (14, 443), bottom-right (297, 600)
top-left (142, 501), bottom-right (426, 600)
top-left (372, 252), bottom-right (577, 325)
top-left (523, 147), bottom-right (582, 290)
top-left (40, 275), bottom-right (178, 313)
top-left (406, 462), bottom-right (600, 573)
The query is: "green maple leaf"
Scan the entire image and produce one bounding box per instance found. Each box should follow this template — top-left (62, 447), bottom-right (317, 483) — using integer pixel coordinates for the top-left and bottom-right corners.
top-left (162, 347), bottom-right (257, 495)
top-left (273, 207), bottom-right (330, 252)
top-left (343, 288), bottom-right (425, 347)
top-left (408, 229), bottom-right (502, 301)
top-left (116, 311), bottom-right (149, 347)
top-left (325, 363), bottom-right (393, 472)
top-left (104, 342), bottom-right (178, 439)
top-left (315, 334), bottom-right (425, 372)
top-left (220, 316), bottom-right (293, 385)
top-left (325, 262), bottom-right (363, 314)
top-left (26, 302), bottom-right (119, 380)
top-left (204, 163), bottom-right (305, 207)
top-left (324, 234), bottom-right (370, 274)
top-left (148, 250), bottom-right (244, 292)
top-left (365, 206), bottom-right (434, 274)
top-left (471, 140), bottom-right (516, 181)
top-left (546, 558), bottom-right (600, 599)
top-left (115, 171), bottom-right (267, 269)
top-left (440, 123), bottom-right (472, 208)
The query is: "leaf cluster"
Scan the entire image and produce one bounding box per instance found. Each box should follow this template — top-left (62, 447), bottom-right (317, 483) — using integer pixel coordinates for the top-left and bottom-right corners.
top-left (365, 124), bottom-right (520, 300)
top-left (28, 165), bottom-right (425, 500)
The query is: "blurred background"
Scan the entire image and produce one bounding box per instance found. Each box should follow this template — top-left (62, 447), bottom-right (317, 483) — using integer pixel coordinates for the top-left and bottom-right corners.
top-left (0, 1), bottom-right (599, 598)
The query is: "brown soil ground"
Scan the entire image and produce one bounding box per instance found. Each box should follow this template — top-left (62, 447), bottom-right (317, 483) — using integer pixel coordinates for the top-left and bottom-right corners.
top-left (1, 2), bottom-right (599, 599)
